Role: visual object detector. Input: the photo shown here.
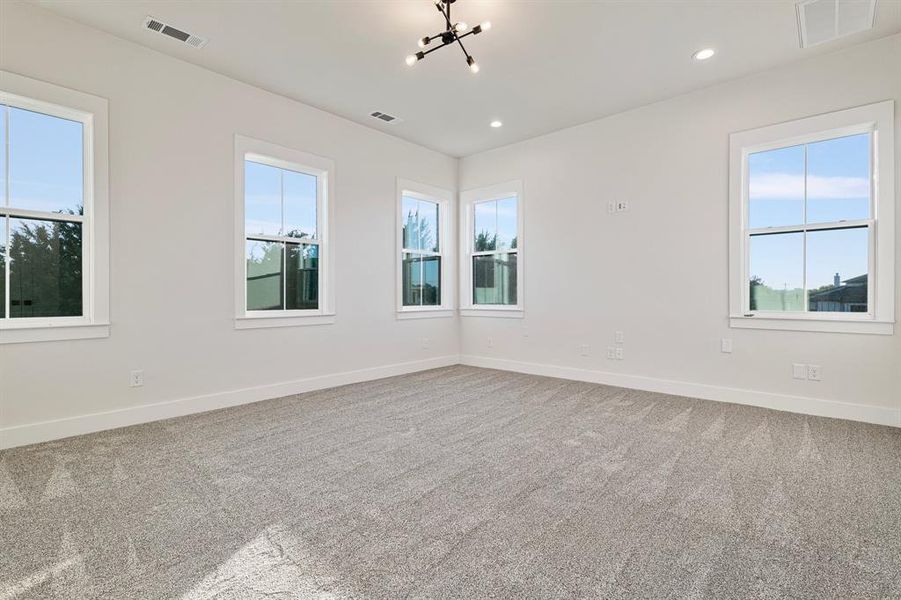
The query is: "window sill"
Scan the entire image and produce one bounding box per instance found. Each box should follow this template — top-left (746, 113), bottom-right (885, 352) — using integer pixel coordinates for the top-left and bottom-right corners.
top-left (0, 322), bottom-right (111, 344)
top-left (396, 309), bottom-right (455, 320)
top-left (729, 315), bottom-right (893, 335)
top-left (235, 313), bottom-right (336, 330)
top-left (460, 308), bottom-right (524, 319)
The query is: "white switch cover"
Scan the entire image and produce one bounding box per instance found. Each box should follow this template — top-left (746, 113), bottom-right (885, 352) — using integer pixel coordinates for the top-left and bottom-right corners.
top-left (130, 370), bottom-right (144, 387)
top-left (721, 338), bottom-right (733, 353)
top-left (807, 365), bottom-right (822, 381)
top-left (607, 347), bottom-right (616, 359)
top-left (792, 363), bottom-right (807, 380)
top-left (580, 344), bottom-right (589, 357)
top-left (615, 347), bottom-right (624, 360)
top-left (615, 331), bottom-right (624, 344)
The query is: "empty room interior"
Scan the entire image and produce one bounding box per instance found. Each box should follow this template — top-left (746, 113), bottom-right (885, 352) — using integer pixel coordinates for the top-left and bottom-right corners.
top-left (1, 0), bottom-right (900, 598)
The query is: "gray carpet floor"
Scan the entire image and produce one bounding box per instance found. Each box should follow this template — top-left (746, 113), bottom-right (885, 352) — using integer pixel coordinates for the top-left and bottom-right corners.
top-left (1, 365), bottom-right (900, 599)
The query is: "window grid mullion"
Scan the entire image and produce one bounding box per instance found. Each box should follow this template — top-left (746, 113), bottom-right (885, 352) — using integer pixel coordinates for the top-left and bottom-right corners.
top-left (802, 143), bottom-right (808, 313)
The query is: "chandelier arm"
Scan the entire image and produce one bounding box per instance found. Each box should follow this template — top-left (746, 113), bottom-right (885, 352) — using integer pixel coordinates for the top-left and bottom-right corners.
top-left (453, 35), bottom-right (472, 61)
top-left (419, 40), bottom-right (454, 58)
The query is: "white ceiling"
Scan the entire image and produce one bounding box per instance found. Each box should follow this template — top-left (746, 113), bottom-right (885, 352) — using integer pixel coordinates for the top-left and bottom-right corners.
top-left (32, 0), bottom-right (901, 157)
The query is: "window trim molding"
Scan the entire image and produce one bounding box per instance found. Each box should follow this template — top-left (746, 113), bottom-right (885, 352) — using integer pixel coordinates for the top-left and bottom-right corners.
top-left (233, 134), bottom-right (335, 328)
top-left (0, 71), bottom-right (110, 345)
top-left (728, 101), bottom-right (895, 335)
top-left (459, 180), bottom-right (524, 316)
top-left (396, 178), bottom-right (454, 319)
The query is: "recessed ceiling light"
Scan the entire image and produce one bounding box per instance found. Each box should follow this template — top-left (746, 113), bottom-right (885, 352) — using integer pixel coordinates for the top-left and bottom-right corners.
top-left (490, 120), bottom-right (503, 128)
top-left (693, 48), bottom-right (716, 61)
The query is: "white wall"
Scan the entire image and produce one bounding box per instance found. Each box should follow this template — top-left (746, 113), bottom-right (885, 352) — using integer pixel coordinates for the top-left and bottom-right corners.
top-left (0, 2), bottom-right (459, 446)
top-left (459, 34), bottom-right (901, 426)
top-left (2, 3), bottom-right (898, 448)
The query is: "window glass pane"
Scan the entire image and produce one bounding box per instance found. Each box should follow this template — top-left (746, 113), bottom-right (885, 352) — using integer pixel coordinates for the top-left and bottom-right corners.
top-left (284, 170), bottom-right (317, 239)
top-left (421, 255), bottom-right (440, 305)
top-left (401, 196), bottom-right (420, 251)
top-left (496, 196), bottom-right (517, 250)
top-left (807, 227), bottom-right (868, 313)
top-left (0, 106), bottom-right (6, 207)
top-left (286, 243), bottom-right (318, 310)
top-left (8, 218), bottom-right (82, 318)
top-left (0, 217), bottom-right (6, 318)
top-left (807, 133), bottom-right (870, 224)
top-left (418, 199), bottom-right (439, 253)
top-left (8, 107), bottom-right (83, 215)
top-left (402, 253), bottom-right (441, 307)
top-left (749, 232), bottom-right (804, 312)
top-left (246, 240), bottom-right (283, 310)
top-left (748, 145), bottom-right (804, 228)
top-left (245, 160), bottom-right (282, 237)
top-left (474, 200), bottom-right (497, 251)
top-left (473, 253), bottom-right (517, 305)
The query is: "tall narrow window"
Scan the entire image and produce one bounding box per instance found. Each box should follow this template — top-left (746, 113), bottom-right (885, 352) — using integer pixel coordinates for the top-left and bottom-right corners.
top-left (460, 181), bottom-right (523, 316)
top-left (729, 101), bottom-right (894, 334)
top-left (1, 73), bottom-right (109, 344)
top-left (396, 179), bottom-right (452, 318)
top-left (401, 195), bottom-right (441, 306)
top-left (235, 135), bottom-right (333, 328)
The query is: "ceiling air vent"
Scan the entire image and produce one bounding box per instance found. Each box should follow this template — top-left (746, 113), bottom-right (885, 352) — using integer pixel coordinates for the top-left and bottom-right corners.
top-left (370, 111), bottom-right (403, 124)
top-left (143, 16), bottom-right (208, 49)
top-left (797, 0), bottom-right (876, 48)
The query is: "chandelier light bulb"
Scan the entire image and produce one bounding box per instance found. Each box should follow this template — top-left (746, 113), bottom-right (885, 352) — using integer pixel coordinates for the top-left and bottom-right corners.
top-left (418, 37), bottom-right (429, 48)
top-left (481, 21), bottom-right (492, 31)
top-left (468, 57), bottom-right (479, 73)
top-left (455, 22), bottom-right (469, 33)
top-left (693, 48), bottom-right (716, 61)
top-left (405, 54), bottom-right (417, 66)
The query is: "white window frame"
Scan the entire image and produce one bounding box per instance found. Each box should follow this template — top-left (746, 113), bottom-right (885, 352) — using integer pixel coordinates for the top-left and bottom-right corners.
top-left (729, 101), bottom-right (895, 335)
top-left (0, 71), bottom-right (110, 345)
top-left (234, 135), bottom-right (335, 329)
top-left (460, 180), bottom-right (524, 318)
top-left (396, 178), bottom-right (454, 319)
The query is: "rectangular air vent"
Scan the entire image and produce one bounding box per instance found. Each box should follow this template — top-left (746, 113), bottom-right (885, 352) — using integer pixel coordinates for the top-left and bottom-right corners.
top-left (370, 111), bottom-right (403, 124)
top-left (797, 0), bottom-right (876, 48)
top-left (143, 16), bottom-right (208, 48)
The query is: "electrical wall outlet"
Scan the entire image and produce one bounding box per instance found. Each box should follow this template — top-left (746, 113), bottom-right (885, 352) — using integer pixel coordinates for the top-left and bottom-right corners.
top-left (792, 363), bottom-right (807, 380)
top-left (807, 365), bottom-right (822, 381)
top-left (721, 338), bottom-right (733, 353)
top-left (580, 344), bottom-right (589, 357)
top-left (614, 347), bottom-right (624, 360)
top-left (129, 369), bottom-right (144, 388)
top-left (615, 331), bottom-right (624, 344)
top-left (606, 347), bottom-right (616, 359)
top-left (421, 337), bottom-right (430, 349)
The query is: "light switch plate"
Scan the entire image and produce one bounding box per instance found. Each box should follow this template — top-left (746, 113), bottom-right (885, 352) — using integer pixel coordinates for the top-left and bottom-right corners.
top-left (792, 363), bottom-right (808, 380)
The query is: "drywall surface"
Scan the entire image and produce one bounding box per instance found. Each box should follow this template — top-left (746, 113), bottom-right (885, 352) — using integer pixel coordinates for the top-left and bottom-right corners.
top-left (0, 1), bottom-right (459, 444)
top-left (459, 34), bottom-right (901, 425)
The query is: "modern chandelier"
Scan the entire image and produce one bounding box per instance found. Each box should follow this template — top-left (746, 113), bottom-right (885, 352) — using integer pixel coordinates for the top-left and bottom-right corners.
top-left (405, 0), bottom-right (491, 73)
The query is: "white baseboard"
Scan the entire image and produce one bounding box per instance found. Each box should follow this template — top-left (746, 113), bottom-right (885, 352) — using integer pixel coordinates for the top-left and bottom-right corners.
top-left (461, 355), bottom-right (900, 428)
top-left (0, 355), bottom-right (460, 450)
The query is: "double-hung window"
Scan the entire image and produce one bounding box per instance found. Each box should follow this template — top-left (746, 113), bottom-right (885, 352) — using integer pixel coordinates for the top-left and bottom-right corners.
top-left (396, 179), bottom-right (453, 318)
top-left (729, 101), bottom-right (894, 334)
top-left (0, 71), bottom-right (109, 344)
top-left (234, 135), bottom-right (334, 328)
top-left (460, 181), bottom-right (523, 316)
